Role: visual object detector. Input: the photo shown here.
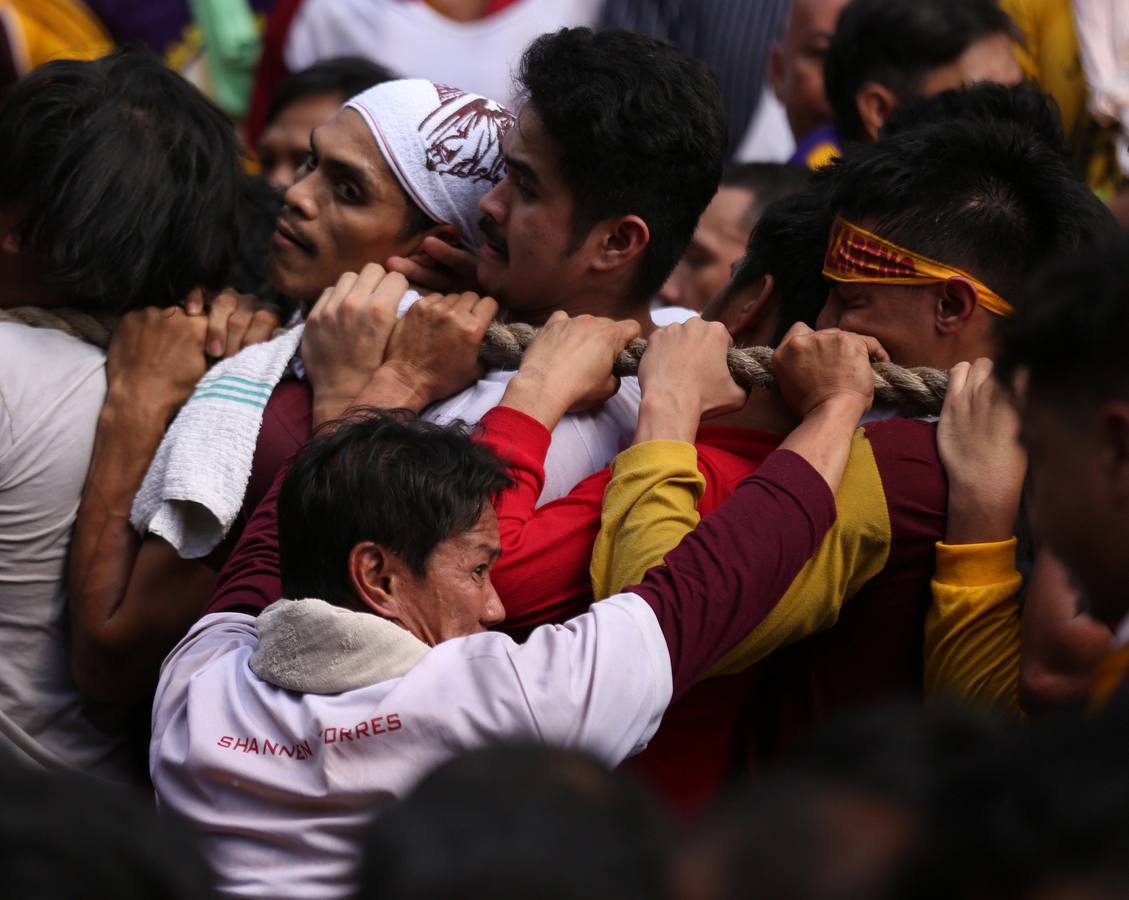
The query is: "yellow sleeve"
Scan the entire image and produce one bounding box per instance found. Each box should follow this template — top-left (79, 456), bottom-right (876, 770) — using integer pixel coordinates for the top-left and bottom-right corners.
top-left (924, 538), bottom-right (1023, 717)
top-left (705, 428), bottom-right (889, 676)
top-left (589, 440), bottom-right (704, 599)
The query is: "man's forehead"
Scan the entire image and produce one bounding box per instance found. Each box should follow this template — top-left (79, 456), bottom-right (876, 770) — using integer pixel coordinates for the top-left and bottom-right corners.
top-left (313, 109), bottom-right (383, 179)
top-left (505, 104), bottom-right (559, 176)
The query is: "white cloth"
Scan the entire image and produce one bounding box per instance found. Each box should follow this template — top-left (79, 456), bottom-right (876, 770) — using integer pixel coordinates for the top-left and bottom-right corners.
top-left (249, 598), bottom-right (429, 694)
top-left (1072, 0), bottom-right (1129, 174)
top-left (648, 302), bottom-right (700, 327)
top-left (0, 323), bottom-right (136, 779)
top-left (734, 86), bottom-right (795, 163)
top-left (151, 593), bottom-right (671, 899)
top-left (130, 325), bottom-right (306, 558)
top-left (345, 80), bottom-right (514, 250)
top-left (285, 0), bottom-right (603, 112)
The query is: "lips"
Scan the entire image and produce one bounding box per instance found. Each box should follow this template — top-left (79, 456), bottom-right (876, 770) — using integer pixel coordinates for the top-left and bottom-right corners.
top-left (273, 218), bottom-right (315, 255)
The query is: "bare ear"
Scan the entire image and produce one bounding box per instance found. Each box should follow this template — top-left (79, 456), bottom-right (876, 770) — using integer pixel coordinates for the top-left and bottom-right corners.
top-left (855, 82), bottom-right (900, 141)
top-left (730, 273), bottom-right (779, 346)
top-left (591, 215), bottom-right (650, 274)
top-left (348, 542), bottom-right (402, 619)
top-left (935, 277), bottom-right (980, 335)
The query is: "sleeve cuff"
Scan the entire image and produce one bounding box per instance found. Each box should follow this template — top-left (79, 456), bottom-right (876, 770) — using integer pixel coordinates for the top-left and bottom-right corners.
top-left (610, 439), bottom-right (699, 482)
top-left (479, 405), bottom-right (552, 461)
top-left (934, 537), bottom-right (1019, 587)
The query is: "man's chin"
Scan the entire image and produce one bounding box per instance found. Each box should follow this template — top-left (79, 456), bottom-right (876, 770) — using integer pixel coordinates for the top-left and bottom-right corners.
top-left (266, 256), bottom-right (318, 307)
top-left (475, 256), bottom-right (506, 300)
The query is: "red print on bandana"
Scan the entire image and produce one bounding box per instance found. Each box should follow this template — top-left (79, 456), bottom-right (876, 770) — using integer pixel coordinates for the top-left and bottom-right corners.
top-left (420, 85), bottom-right (515, 184)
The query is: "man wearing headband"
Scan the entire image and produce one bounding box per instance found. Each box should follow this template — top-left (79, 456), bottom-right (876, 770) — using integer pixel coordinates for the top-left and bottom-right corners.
top-left (815, 116), bottom-right (1118, 717)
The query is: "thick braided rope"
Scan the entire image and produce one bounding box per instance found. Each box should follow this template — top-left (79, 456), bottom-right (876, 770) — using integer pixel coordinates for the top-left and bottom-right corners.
top-left (0, 307), bottom-right (948, 416)
top-left (0, 306), bottom-right (115, 348)
top-left (481, 322), bottom-right (948, 417)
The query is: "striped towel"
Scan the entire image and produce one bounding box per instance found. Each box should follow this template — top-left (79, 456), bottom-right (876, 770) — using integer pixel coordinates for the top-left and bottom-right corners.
top-left (130, 324), bottom-right (305, 558)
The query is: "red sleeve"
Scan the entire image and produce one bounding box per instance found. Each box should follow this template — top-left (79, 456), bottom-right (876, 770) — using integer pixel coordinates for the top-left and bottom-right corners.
top-left (629, 450), bottom-right (837, 701)
top-left (204, 465), bottom-right (286, 618)
top-left (477, 406), bottom-right (609, 634)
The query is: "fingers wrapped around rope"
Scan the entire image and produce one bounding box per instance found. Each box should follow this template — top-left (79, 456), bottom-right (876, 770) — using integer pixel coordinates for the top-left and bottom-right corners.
top-left (479, 321), bottom-right (948, 417)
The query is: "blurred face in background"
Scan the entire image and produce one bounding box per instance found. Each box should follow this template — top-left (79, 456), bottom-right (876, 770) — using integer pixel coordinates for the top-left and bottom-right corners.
top-left (769, 0), bottom-right (850, 143)
top-left (658, 186), bottom-right (755, 312)
top-left (258, 92), bottom-right (345, 192)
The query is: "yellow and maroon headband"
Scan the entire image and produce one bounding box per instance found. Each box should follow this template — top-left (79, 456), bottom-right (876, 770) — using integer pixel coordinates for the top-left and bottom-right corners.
top-left (822, 216), bottom-right (1014, 317)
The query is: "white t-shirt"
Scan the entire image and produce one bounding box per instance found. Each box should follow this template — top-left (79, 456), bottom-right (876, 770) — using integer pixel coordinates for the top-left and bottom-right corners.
top-left (0, 323), bottom-right (135, 778)
top-left (151, 594), bottom-right (671, 898)
top-left (424, 303), bottom-right (697, 503)
top-left (285, 0), bottom-right (603, 109)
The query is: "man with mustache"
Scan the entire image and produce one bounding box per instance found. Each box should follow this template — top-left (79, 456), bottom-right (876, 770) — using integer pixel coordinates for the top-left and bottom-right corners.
top-left (70, 28), bottom-right (728, 704)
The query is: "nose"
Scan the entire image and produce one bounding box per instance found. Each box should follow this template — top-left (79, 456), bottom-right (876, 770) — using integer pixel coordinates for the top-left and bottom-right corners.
top-left (283, 168), bottom-right (318, 221)
top-left (657, 263), bottom-right (684, 305)
top-left (481, 580), bottom-right (506, 628)
top-left (479, 177), bottom-right (509, 226)
top-left (815, 289), bottom-right (840, 330)
top-left (264, 162), bottom-right (295, 193)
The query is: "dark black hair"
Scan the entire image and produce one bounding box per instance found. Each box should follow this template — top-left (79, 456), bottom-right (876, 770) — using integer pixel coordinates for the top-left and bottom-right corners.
top-left (720, 179), bottom-right (831, 343)
top-left (824, 116), bottom-right (1118, 311)
top-left (278, 410), bottom-right (512, 608)
top-left (893, 712), bottom-right (1129, 900)
top-left (357, 745), bottom-right (672, 900)
top-left (681, 703), bottom-right (1006, 900)
top-left (881, 81), bottom-right (1066, 152)
top-left (517, 27), bottom-right (728, 301)
top-left (0, 759), bottom-right (216, 898)
top-left (223, 173), bottom-right (289, 313)
top-left (720, 162), bottom-right (813, 234)
top-left (265, 56), bottom-right (394, 125)
top-left (996, 241), bottom-right (1129, 414)
top-left (0, 49), bottom-right (242, 312)
top-left (825, 0), bottom-right (1018, 143)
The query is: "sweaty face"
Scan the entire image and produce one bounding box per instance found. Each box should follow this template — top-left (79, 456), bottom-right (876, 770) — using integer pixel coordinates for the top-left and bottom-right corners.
top-left (658, 186), bottom-right (754, 313)
top-left (267, 108), bottom-right (424, 304)
top-left (816, 281), bottom-right (942, 367)
top-left (919, 31), bottom-right (1023, 95)
top-left (772, 0), bottom-right (849, 142)
top-left (398, 505), bottom-right (506, 645)
top-left (476, 104), bottom-right (590, 321)
top-left (257, 93), bottom-right (344, 192)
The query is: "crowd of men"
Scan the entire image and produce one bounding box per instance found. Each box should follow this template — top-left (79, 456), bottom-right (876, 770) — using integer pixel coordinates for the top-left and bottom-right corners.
top-left (2, 0), bottom-right (1129, 897)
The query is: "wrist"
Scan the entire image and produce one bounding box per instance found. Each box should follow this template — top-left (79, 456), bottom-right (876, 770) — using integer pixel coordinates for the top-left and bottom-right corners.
top-left (500, 372), bottom-right (570, 431)
top-left (353, 364), bottom-right (435, 414)
top-left (945, 488), bottom-right (1020, 544)
top-left (802, 392), bottom-right (868, 426)
top-left (103, 379), bottom-right (182, 427)
top-left (634, 389), bottom-right (700, 444)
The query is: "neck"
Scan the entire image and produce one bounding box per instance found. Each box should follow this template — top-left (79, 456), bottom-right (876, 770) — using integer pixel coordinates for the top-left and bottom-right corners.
top-left (513, 289), bottom-right (656, 336)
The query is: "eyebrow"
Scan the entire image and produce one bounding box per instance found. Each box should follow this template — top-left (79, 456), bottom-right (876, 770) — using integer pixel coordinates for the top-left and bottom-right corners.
top-left (478, 545), bottom-right (503, 562)
top-left (310, 129), bottom-right (375, 192)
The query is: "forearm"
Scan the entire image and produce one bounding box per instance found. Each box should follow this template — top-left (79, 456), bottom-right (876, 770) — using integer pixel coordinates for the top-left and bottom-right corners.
top-left (68, 384), bottom-right (178, 641)
top-left (944, 482), bottom-right (1020, 545)
top-left (777, 396), bottom-right (866, 494)
top-left (633, 391), bottom-right (701, 444)
top-left (590, 440), bottom-right (703, 599)
top-left (498, 372), bottom-right (570, 432)
top-left (68, 387), bottom-right (219, 701)
top-left (630, 449), bottom-right (837, 699)
top-left (314, 363), bottom-right (439, 424)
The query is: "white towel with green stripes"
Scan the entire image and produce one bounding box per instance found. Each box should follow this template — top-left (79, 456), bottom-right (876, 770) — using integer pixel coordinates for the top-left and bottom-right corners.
top-left (129, 324), bottom-right (305, 558)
